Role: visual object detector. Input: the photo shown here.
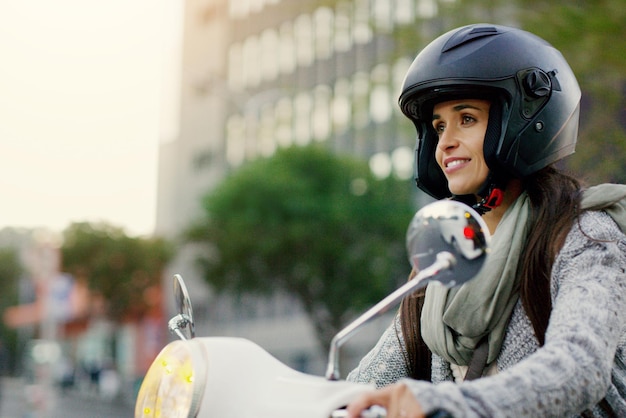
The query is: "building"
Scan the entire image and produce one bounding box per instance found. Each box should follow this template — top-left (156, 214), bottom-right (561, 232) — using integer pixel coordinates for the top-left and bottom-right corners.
top-left (155, 0), bottom-right (514, 374)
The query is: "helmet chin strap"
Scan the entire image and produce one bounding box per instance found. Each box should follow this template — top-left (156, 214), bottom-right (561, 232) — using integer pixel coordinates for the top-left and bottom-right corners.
top-left (472, 183), bottom-right (505, 215)
top-left (454, 172), bottom-right (507, 215)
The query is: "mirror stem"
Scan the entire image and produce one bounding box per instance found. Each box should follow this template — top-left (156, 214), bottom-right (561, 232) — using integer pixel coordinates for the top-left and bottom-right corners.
top-left (325, 251), bottom-right (456, 381)
top-left (168, 313), bottom-right (193, 341)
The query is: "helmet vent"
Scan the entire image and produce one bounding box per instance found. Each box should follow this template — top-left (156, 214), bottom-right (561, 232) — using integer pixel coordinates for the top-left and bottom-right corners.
top-left (442, 25), bottom-right (500, 53)
top-left (523, 69), bottom-right (551, 98)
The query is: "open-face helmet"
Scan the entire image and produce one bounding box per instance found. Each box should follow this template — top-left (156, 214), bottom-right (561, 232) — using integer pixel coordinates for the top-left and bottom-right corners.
top-left (398, 24), bottom-right (581, 209)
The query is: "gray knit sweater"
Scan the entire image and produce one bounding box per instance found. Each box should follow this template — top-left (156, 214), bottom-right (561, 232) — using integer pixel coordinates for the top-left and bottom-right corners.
top-left (347, 211), bottom-right (626, 417)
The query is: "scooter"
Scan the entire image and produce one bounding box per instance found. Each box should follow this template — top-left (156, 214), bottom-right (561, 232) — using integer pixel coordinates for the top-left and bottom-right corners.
top-left (134, 200), bottom-right (491, 418)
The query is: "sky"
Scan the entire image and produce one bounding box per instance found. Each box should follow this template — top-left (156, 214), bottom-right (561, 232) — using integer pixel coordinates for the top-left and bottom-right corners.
top-left (0, 0), bottom-right (182, 237)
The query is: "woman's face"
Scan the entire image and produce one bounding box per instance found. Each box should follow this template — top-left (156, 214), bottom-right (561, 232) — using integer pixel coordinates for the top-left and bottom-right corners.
top-left (432, 99), bottom-right (491, 196)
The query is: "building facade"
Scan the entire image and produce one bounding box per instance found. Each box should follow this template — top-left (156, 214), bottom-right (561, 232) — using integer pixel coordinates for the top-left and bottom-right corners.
top-left (155, 0), bottom-right (515, 374)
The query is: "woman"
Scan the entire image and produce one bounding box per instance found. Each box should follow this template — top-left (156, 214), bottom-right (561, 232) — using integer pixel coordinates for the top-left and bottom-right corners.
top-left (345, 24), bottom-right (626, 417)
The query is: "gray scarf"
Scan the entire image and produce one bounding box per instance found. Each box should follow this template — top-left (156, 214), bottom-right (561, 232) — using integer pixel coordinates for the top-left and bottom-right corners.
top-left (420, 183), bottom-right (626, 366)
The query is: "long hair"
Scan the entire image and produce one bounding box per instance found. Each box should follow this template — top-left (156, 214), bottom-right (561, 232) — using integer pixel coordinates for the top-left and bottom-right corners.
top-left (399, 165), bottom-right (582, 379)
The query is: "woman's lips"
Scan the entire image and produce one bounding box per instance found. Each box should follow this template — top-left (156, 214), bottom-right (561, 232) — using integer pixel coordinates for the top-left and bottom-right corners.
top-left (443, 157), bottom-right (470, 173)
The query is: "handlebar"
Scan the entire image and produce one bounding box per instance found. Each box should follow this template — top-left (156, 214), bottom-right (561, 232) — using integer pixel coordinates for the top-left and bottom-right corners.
top-left (331, 406), bottom-right (453, 418)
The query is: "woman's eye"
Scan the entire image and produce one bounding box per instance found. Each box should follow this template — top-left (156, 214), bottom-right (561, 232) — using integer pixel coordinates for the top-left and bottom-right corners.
top-left (462, 115), bottom-right (476, 124)
top-left (433, 123), bottom-right (445, 134)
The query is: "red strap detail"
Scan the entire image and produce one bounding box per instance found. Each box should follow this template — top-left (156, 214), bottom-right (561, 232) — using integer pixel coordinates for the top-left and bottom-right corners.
top-left (484, 188), bottom-right (504, 209)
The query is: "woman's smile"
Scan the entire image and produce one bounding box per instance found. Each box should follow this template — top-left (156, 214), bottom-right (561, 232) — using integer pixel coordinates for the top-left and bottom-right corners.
top-left (443, 157), bottom-right (471, 172)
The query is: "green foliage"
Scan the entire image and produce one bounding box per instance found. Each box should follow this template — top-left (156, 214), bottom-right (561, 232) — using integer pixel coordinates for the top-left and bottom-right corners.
top-left (517, 0), bottom-right (626, 184)
top-left (61, 223), bottom-right (174, 321)
top-left (187, 145), bottom-right (415, 348)
top-left (0, 248), bottom-right (21, 307)
top-left (0, 247), bottom-right (22, 375)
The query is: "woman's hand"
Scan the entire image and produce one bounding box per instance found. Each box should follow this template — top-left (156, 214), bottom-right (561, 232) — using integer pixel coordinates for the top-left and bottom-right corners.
top-left (346, 383), bottom-right (425, 418)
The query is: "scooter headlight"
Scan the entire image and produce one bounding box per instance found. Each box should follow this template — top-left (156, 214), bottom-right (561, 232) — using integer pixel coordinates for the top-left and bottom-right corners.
top-left (135, 339), bottom-right (207, 418)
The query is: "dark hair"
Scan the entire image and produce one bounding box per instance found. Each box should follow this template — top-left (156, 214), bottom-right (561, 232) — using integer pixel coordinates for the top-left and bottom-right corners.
top-left (399, 165), bottom-right (582, 379)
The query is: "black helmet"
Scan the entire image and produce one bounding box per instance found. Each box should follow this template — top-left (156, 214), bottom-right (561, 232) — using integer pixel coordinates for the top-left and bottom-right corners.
top-left (399, 24), bottom-right (581, 202)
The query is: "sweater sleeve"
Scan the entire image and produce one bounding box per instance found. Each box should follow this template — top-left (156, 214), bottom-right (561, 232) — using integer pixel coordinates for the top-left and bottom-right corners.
top-left (401, 211), bottom-right (626, 417)
top-left (346, 315), bottom-right (410, 388)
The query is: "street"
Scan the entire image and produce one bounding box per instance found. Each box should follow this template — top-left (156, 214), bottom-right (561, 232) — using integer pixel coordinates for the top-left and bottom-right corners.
top-left (0, 377), bottom-right (134, 418)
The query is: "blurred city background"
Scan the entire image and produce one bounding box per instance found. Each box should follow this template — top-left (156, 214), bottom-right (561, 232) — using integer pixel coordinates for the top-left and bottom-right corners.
top-left (0, 0), bottom-right (624, 416)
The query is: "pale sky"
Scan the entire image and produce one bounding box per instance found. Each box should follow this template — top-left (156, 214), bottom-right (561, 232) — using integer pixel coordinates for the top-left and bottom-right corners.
top-left (0, 0), bottom-right (182, 237)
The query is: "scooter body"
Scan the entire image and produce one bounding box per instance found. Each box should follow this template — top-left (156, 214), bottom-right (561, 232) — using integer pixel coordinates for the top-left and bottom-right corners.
top-left (135, 200), bottom-right (490, 418)
top-left (198, 337), bottom-right (372, 417)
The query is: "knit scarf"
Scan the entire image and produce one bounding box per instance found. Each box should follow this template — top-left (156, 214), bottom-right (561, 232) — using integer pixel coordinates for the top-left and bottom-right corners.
top-left (420, 183), bottom-right (626, 366)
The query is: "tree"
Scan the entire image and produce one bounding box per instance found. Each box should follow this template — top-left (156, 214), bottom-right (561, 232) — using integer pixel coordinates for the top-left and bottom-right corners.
top-left (517, 0), bottom-right (626, 184)
top-left (0, 247), bottom-right (22, 375)
top-left (187, 145), bottom-right (416, 350)
top-left (0, 248), bottom-right (21, 311)
top-left (61, 223), bottom-right (174, 321)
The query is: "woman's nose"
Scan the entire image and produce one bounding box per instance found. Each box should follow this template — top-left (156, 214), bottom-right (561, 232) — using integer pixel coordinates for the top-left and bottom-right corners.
top-left (437, 127), bottom-right (458, 151)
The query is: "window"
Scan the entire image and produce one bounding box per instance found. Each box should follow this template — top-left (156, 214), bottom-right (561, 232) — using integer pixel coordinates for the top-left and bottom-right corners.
top-left (314, 8), bottom-right (334, 60)
top-left (294, 14), bottom-right (314, 67)
top-left (352, 72), bottom-right (370, 129)
top-left (228, 0), bottom-right (282, 18)
top-left (274, 97), bottom-right (294, 147)
top-left (332, 78), bottom-right (352, 134)
top-left (294, 92), bottom-right (312, 145)
top-left (334, 2), bottom-right (352, 52)
top-left (228, 43), bottom-right (244, 91)
top-left (312, 85), bottom-right (332, 141)
top-left (258, 105), bottom-right (277, 157)
top-left (394, 0), bottom-right (415, 24)
top-left (242, 36), bottom-right (261, 88)
top-left (353, 0), bottom-right (373, 44)
top-left (260, 29), bottom-right (279, 82)
top-left (416, 0), bottom-right (438, 19)
top-left (392, 58), bottom-right (413, 99)
top-left (369, 64), bottom-right (392, 124)
top-left (372, 0), bottom-right (393, 32)
top-left (278, 22), bottom-right (296, 75)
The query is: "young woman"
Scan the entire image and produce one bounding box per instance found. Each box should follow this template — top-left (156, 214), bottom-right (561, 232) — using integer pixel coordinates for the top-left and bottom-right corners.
top-left (345, 24), bottom-right (626, 418)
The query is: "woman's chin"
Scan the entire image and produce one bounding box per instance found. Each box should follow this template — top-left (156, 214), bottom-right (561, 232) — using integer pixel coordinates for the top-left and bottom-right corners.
top-left (447, 180), bottom-right (484, 197)
top-left (448, 187), bottom-right (477, 196)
